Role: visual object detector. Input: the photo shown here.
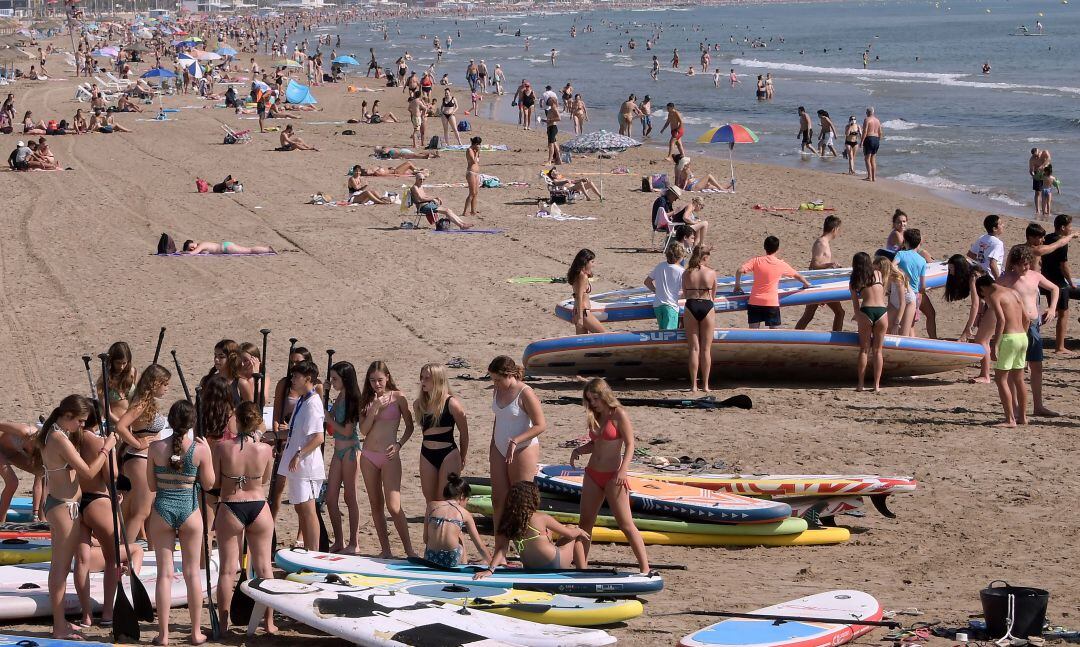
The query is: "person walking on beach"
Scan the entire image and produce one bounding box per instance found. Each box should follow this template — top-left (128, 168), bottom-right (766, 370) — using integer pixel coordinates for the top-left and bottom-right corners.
top-left (682, 246), bottom-right (718, 393)
top-left (660, 103), bottom-right (685, 161)
top-left (976, 275), bottom-right (1028, 428)
top-left (618, 94), bottom-right (637, 137)
top-left (862, 107), bottom-right (882, 181)
top-left (1040, 214), bottom-right (1074, 353)
top-left (998, 244), bottom-right (1059, 419)
top-left (735, 236), bottom-right (811, 329)
top-left (844, 116), bottom-right (861, 175)
top-left (817, 110), bottom-right (838, 157)
top-left (797, 106), bottom-right (816, 156)
top-left (545, 96), bottom-right (561, 165)
top-left (795, 215), bottom-right (845, 331)
top-left (408, 90), bottom-right (429, 149)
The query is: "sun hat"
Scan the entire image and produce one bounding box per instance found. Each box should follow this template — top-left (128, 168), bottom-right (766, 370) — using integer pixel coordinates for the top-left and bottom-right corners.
top-left (667, 185), bottom-right (683, 198)
top-left (16, 141), bottom-right (24, 147)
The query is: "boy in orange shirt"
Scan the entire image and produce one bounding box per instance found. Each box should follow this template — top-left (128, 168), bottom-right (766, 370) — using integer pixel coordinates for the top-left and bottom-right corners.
top-left (734, 236), bottom-right (811, 328)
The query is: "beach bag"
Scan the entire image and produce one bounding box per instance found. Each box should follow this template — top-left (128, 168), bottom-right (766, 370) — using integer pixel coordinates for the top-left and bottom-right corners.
top-left (195, 178), bottom-right (210, 193)
top-left (156, 233), bottom-right (176, 255)
top-left (481, 176), bottom-right (501, 188)
top-left (341, 130), bottom-right (356, 136)
top-left (641, 176), bottom-right (652, 192)
top-left (426, 135), bottom-right (440, 150)
top-left (223, 133), bottom-right (237, 145)
top-left (650, 173), bottom-right (669, 191)
top-left (457, 119), bottom-right (470, 132)
top-left (435, 217), bottom-right (452, 231)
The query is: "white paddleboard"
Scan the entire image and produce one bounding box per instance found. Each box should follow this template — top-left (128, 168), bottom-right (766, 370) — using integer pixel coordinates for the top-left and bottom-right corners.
top-left (0, 551), bottom-right (218, 621)
top-left (241, 577), bottom-right (616, 646)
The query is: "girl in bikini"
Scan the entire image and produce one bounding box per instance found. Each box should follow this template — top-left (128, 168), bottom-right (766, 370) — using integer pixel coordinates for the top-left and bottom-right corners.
top-left (423, 473), bottom-right (489, 568)
top-left (850, 252), bottom-right (890, 392)
top-left (0, 421), bottom-right (42, 521)
top-left (97, 341), bottom-right (137, 427)
top-left (213, 401), bottom-right (275, 634)
top-left (146, 400), bottom-right (214, 646)
top-left (200, 339), bottom-right (237, 390)
top-left (474, 481), bottom-right (589, 579)
top-left (682, 246), bottom-right (718, 394)
top-left (570, 379), bottom-right (650, 574)
top-left (228, 342), bottom-right (267, 406)
top-left (326, 361), bottom-right (363, 554)
top-left (463, 136), bottom-right (481, 218)
top-left (440, 88), bottom-right (464, 146)
top-left (487, 356), bottom-right (546, 529)
top-left (358, 361), bottom-right (416, 558)
top-left (571, 93), bottom-right (588, 135)
top-left (568, 248), bottom-right (606, 335)
top-left (115, 364), bottom-right (172, 543)
top-left (414, 363), bottom-right (469, 505)
top-left (199, 375), bottom-right (237, 539)
top-left (39, 394), bottom-right (116, 640)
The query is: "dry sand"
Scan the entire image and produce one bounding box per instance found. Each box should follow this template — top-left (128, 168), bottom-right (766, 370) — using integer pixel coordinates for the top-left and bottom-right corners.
top-left (0, 45), bottom-right (1077, 647)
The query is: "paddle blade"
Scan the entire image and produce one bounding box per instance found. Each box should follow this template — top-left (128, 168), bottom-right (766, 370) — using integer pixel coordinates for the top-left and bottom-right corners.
top-left (317, 507), bottom-right (330, 553)
top-left (229, 571), bottom-right (255, 627)
top-left (112, 584), bottom-right (140, 643)
top-left (130, 573), bottom-right (154, 622)
top-left (717, 394), bottom-right (753, 409)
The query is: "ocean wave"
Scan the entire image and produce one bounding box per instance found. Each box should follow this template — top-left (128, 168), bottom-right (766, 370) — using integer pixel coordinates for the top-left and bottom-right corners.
top-left (892, 172), bottom-right (1025, 206)
top-left (732, 58), bottom-right (963, 82)
top-left (881, 119), bottom-right (939, 131)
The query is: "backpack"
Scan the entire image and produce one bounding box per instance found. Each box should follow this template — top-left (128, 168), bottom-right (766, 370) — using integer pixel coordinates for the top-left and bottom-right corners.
top-left (456, 120), bottom-right (470, 132)
top-left (195, 177), bottom-right (210, 193)
top-left (223, 133), bottom-right (237, 145)
top-left (426, 135), bottom-right (440, 150)
top-left (156, 233), bottom-right (176, 255)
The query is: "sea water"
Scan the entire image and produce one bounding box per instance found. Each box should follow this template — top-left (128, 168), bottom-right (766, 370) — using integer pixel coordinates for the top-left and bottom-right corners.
top-left (335, 0), bottom-right (1079, 216)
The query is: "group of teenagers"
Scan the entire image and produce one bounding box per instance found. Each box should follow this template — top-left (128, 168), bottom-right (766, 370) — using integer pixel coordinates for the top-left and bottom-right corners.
top-left (26, 338), bottom-right (653, 642)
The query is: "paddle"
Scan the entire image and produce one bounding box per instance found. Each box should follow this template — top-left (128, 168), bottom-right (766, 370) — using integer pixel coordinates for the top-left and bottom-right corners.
top-left (229, 328), bottom-right (270, 628)
top-left (552, 394), bottom-right (753, 410)
top-left (658, 610), bottom-right (900, 628)
top-left (151, 327), bottom-right (166, 366)
top-left (314, 349), bottom-right (333, 553)
top-left (96, 354), bottom-right (140, 643)
top-left (171, 351), bottom-right (220, 639)
top-left (268, 336), bottom-right (298, 556)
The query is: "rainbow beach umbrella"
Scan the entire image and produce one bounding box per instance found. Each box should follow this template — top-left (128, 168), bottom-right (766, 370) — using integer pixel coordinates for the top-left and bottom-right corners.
top-left (696, 123), bottom-right (759, 192)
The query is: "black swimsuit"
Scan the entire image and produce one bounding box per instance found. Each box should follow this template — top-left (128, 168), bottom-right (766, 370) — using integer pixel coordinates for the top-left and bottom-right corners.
top-left (420, 398), bottom-right (458, 470)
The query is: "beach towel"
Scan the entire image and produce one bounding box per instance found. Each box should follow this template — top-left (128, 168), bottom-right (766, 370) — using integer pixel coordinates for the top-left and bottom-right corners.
top-left (439, 144), bottom-right (509, 152)
top-left (699, 187), bottom-right (735, 194)
top-left (752, 202), bottom-right (835, 212)
top-left (430, 229), bottom-right (505, 234)
top-left (155, 251), bottom-right (278, 257)
top-left (532, 209), bottom-right (597, 221)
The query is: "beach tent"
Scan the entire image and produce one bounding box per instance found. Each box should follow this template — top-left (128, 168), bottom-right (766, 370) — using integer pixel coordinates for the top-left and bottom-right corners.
top-left (285, 79), bottom-right (317, 105)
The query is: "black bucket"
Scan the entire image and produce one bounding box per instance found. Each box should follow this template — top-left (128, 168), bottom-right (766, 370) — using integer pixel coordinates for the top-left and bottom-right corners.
top-left (980, 580), bottom-right (1049, 639)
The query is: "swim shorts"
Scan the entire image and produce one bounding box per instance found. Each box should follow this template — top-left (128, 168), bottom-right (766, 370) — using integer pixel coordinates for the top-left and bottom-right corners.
top-left (800, 130), bottom-right (812, 146)
top-left (654, 305), bottom-right (679, 330)
top-left (863, 136), bottom-right (880, 155)
top-left (994, 332), bottom-right (1028, 371)
top-left (1026, 322), bottom-right (1044, 362)
top-left (1033, 177), bottom-right (1043, 192)
top-left (747, 304), bottom-right (781, 327)
top-left (1041, 284), bottom-right (1072, 311)
top-left (673, 127), bottom-right (684, 140)
top-left (286, 477), bottom-right (324, 505)
top-left (547, 123), bottom-right (558, 144)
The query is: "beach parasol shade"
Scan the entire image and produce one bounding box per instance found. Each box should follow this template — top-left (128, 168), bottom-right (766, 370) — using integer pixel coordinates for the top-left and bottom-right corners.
top-left (215, 45), bottom-right (237, 56)
top-left (141, 66), bottom-right (176, 80)
top-left (694, 123), bottom-right (759, 192)
top-left (561, 130), bottom-right (642, 154)
top-left (94, 46), bottom-right (120, 57)
top-left (276, 59), bottom-right (302, 68)
top-left (189, 49), bottom-right (221, 60)
top-left (331, 55), bottom-right (359, 65)
top-left (697, 123), bottom-right (759, 144)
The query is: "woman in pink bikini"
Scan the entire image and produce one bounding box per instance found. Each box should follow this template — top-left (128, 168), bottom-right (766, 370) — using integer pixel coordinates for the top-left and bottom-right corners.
top-left (569, 378), bottom-right (650, 574)
top-left (358, 361), bottom-right (416, 558)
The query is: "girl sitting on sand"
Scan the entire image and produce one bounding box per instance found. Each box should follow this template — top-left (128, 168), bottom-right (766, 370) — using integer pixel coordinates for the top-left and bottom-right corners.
top-left (423, 473), bottom-right (489, 568)
top-left (474, 481), bottom-right (590, 578)
top-left (359, 361), bottom-right (416, 558)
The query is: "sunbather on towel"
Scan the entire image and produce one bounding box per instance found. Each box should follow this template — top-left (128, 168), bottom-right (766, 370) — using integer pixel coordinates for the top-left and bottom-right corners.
top-left (182, 240), bottom-right (275, 255)
top-left (280, 125), bottom-right (317, 151)
top-left (375, 146), bottom-right (438, 160)
top-left (347, 167), bottom-right (392, 204)
top-left (356, 161), bottom-right (425, 177)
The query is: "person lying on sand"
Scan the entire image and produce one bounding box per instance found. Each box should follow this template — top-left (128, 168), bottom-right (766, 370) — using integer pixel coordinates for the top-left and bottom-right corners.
top-left (356, 161), bottom-right (425, 177)
top-left (280, 125), bottom-right (317, 151)
top-left (266, 103), bottom-right (299, 119)
top-left (182, 240), bottom-right (276, 255)
top-left (375, 146), bottom-right (438, 160)
top-left (410, 172), bottom-right (471, 229)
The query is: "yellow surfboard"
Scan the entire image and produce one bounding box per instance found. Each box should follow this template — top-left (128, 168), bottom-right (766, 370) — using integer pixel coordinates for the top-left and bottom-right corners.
top-left (588, 526), bottom-right (850, 547)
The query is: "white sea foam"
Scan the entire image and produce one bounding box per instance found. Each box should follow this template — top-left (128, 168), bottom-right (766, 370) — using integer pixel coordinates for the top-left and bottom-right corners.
top-left (881, 119), bottom-right (939, 131)
top-left (892, 172), bottom-right (1025, 206)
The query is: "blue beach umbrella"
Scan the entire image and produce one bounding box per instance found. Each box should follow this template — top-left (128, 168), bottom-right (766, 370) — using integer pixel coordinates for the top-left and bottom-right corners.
top-left (141, 67), bottom-right (177, 81)
top-left (331, 55), bottom-right (359, 66)
top-left (216, 45), bottom-right (238, 57)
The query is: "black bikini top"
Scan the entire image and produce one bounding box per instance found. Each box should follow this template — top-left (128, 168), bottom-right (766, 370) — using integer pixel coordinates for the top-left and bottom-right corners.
top-left (421, 397), bottom-right (456, 443)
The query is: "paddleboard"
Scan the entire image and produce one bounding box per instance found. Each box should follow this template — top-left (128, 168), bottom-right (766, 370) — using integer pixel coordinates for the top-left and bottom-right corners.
top-left (467, 495), bottom-right (809, 536)
top-left (288, 571), bottom-right (643, 627)
top-left (274, 549), bottom-right (664, 597)
top-left (0, 539), bottom-right (51, 565)
top-left (0, 635), bottom-right (115, 647)
top-left (536, 465), bottom-right (791, 524)
top-left (636, 473), bottom-right (917, 497)
top-left (241, 576), bottom-right (616, 646)
top-left (2, 498), bottom-right (35, 523)
top-left (680, 590), bottom-right (882, 647)
top-left (555, 262), bottom-right (949, 323)
top-left (588, 526), bottom-right (850, 547)
top-left (0, 522), bottom-right (51, 540)
top-left (0, 551), bottom-right (218, 620)
top-left (523, 329), bottom-right (984, 380)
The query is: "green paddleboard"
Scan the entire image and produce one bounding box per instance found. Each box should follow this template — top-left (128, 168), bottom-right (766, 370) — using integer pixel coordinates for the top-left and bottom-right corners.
top-left (466, 495), bottom-right (808, 536)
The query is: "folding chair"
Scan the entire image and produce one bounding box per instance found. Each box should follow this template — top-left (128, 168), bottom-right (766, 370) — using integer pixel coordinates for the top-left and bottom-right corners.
top-left (94, 75), bottom-right (125, 91)
top-left (105, 71), bottom-right (133, 88)
top-left (221, 123), bottom-right (252, 144)
top-left (74, 84), bottom-right (93, 102)
top-left (651, 206), bottom-right (677, 252)
top-left (400, 185), bottom-right (436, 229)
top-left (541, 171), bottom-right (580, 204)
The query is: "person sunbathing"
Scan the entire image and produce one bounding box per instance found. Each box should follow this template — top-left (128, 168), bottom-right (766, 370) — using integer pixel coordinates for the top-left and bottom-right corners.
top-left (34, 138), bottom-right (58, 169)
top-left (181, 240), bottom-right (275, 255)
top-left (675, 157), bottom-right (727, 192)
top-left (102, 113), bottom-right (131, 133)
top-left (266, 103), bottom-right (299, 119)
top-left (279, 125), bottom-right (317, 151)
top-left (281, 102), bottom-right (320, 112)
top-left (129, 78), bottom-right (155, 98)
top-left (22, 111), bottom-right (46, 135)
top-left (546, 168), bottom-right (603, 200)
top-left (115, 95), bottom-right (143, 113)
top-left (368, 100), bottom-right (398, 123)
top-left (357, 161), bottom-right (424, 177)
top-left (409, 173), bottom-right (471, 229)
top-left (72, 109), bottom-right (89, 134)
top-left (375, 146), bottom-right (438, 160)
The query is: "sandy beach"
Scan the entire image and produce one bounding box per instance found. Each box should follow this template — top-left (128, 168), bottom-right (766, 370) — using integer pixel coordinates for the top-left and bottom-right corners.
top-left (0, 29), bottom-right (1078, 647)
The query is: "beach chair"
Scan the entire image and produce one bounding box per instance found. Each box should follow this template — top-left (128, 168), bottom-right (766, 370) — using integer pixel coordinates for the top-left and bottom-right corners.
top-left (74, 83), bottom-right (93, 102)
top-left (105, 72), bottom-right (133, 88)
top-left (221, 123), bottom-right (252, 144)
top-left (94, 75), bottom-right (125, 91)
top-left (651, 206), bottom-right (678, 252)
top-left (541, 171), bottom-right (579, 204)
top-left (399, 185), bottom-right (434, 229)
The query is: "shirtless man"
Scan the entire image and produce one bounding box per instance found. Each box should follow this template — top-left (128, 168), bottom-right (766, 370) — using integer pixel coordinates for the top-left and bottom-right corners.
top-left (862, 107), bottom-right (882, 181)
top-left (976, 274), bottom-right (1028, 428)
top-left (797, 106), bottom-right (816, 156)
top-left (1027, 148), bottom-right (1051, 216)
top-left (795, 215), bottom-right (845, 331)
top-left (280, 124), bottom-right (317, 151)
top-left (660, 102), bottom-right (685, 161)
top-left (545, 96), bottom-right (561, 165)
top-left (408, 90), bottom-right (429, 148)
top-left (618, 94), bottom-right (637, 137)
top-left (997, 244), bottom-right (1058, 419)
top-left (182, 240), bottom-right (276, 255)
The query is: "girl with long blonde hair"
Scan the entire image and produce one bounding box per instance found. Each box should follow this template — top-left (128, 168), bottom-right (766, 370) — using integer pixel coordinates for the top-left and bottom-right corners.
top-left (115, 364), bottom-right (171, 542)
top-left (414, 363), bottom-right (469, 504)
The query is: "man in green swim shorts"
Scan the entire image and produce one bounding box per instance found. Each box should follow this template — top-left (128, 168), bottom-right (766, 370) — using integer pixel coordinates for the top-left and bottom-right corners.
top-left (976, 275), bottom-right (1029, 428)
